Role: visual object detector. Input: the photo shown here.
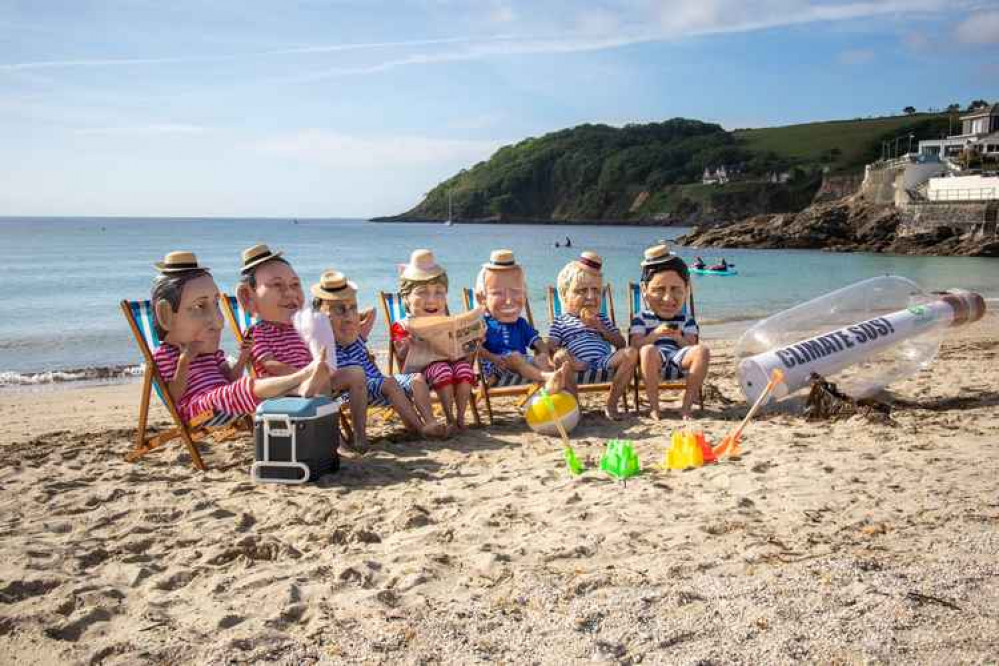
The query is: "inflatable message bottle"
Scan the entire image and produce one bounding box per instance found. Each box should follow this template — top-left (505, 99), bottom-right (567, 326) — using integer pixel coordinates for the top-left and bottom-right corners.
top-left (736, 276), bottom-right (986, 403)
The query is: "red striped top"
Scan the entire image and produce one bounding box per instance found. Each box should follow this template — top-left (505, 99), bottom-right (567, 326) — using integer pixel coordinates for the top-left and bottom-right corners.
top-left (248, 320), bottom-right (312, 376)
top-left (152, 344), bottom-right (229, 418)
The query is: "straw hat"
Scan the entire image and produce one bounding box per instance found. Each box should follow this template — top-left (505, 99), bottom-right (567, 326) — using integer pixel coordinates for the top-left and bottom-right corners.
top-left (399, 249), bottom-right (444, 281)
top-left (576, 251), bottom-right (603, 274)
top-left (641, 243), bottom-right (674, 267)
top-left (311, 270), bottom-right (357, 301)
top-left (240, 243), bottom-right (284, 273)
top-left (482, 249), bottom-right (520, 271)
top-left (155, 250), bottom-right (208, 274)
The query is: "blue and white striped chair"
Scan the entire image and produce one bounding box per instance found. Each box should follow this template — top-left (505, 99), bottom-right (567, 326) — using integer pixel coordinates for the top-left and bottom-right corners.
top-left (120, 298), bottom-right (247, 471)
top-left (545, 283), bottom-right (630, 412)
top-left (462, 287), bottom-right (542, 424)
top-left (627, 281), bottom-right (703, 411)
top-left (378, 290), bottom-right (482, 427)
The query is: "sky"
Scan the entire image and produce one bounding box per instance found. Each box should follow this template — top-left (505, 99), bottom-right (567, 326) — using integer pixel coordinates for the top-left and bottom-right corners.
top-left (0, 0), bottom-right (996, 218)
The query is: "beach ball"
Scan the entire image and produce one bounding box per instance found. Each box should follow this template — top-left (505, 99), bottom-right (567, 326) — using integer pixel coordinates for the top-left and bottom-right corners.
top-left (525, 391), bottom-right (580, 436)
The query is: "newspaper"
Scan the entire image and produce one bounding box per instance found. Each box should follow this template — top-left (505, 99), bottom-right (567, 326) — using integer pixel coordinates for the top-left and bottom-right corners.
top-left (402, 307), bottom-right (486, 373)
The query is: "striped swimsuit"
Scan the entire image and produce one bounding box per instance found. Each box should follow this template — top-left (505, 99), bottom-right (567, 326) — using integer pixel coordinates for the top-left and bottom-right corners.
top-left (248, 320), bottom-right (313, 376)
top-left (629, 310), bottom-right (700, 379)
top-left (548, 312), bottom-right (617, 371)
top-left (153, 345), bottom-right (257, 422)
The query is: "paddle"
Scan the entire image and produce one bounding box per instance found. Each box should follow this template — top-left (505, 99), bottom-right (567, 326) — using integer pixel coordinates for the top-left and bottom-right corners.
top-left (538, 388), bottom-right (583, 475)
top-left (713, 368), bottom-right (784, 458)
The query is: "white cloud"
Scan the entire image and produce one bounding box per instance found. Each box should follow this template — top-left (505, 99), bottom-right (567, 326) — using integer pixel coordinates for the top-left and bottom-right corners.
top-left (838, 48), bottom-right (875, 64)
top-left (253, 130), bottom-right (504, 169)
top-left (489, 1), bottom-right (516, 24)
top-left (955, 11), bottom-right (999, 45)
top-left (73, 124), bottom-right (208, 136)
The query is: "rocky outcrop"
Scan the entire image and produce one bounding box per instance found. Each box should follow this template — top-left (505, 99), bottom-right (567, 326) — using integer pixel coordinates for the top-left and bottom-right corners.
top-left (677, 197), bottom-right (999, 257)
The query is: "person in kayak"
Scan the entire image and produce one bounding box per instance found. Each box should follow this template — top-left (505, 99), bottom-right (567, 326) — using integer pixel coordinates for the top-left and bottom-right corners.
top-left (693, 256), bottom-right (706, 270)
top-left (707, 258), bottom-right (729, 272)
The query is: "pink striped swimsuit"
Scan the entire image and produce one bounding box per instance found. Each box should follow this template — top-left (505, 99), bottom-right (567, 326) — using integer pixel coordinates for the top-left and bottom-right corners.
top-left (153, 345), bottom-right (258, 422)
top-left (248, 320), bottom-right (313, 376)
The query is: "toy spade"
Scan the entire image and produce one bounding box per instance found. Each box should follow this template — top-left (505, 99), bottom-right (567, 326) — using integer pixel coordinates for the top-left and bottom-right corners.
top-left (539, 389), bottom-right (583, 475)
top-left (713, 368), bottom-right (785, 458)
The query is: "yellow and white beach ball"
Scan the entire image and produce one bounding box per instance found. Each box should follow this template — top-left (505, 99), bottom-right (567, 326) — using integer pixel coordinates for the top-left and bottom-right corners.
top-left (525, 391), bottom-right (580, 436)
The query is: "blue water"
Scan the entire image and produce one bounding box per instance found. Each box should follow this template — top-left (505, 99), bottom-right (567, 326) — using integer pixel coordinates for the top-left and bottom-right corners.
top-left (2, 217), bottom-right (998, 383)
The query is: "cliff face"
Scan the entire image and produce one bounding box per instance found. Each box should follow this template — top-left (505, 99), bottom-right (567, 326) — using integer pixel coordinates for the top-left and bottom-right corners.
top-left (677, 197), bottom-right (999, 257)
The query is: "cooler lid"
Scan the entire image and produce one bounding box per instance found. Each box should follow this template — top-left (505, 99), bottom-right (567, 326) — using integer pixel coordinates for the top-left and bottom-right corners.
top-left (256, 396), bottom-right (335, 418)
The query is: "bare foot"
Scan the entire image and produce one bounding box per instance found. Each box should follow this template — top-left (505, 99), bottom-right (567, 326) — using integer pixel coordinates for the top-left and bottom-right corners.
top-left (444, 424), bottom-right (458, 438)
top-left (603, 405), bottom-right (622, 421)
top-left (455, 418), bottom-right (468, 431)
top-left (300, 349), bottom-right (330, 397)
top-left (649, 408), bottom-right (662, 421)
top-left (680, 410), bottom-right (694, 421)
top-left (421, 422), bottom-right (447, 439)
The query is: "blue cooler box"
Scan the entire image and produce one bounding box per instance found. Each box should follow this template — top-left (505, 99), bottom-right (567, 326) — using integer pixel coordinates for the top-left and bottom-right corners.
top-left (253, 397), bottom-right (341, 484)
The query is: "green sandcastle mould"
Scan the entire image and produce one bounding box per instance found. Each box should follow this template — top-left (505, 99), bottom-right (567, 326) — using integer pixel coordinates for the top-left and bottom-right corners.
top-left (600, 439), bottom-right (641, 480)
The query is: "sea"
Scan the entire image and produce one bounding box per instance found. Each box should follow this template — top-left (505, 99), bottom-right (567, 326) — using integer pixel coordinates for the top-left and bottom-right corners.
top-left (2, 216), bottom-right (998, 387)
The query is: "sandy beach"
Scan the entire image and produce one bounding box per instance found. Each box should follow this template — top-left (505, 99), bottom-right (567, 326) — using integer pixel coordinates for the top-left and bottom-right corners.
top-left (1, 317), bottom-right (997, 665)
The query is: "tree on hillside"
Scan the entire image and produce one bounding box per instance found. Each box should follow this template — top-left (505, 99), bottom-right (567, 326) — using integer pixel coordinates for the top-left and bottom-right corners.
top-left (946, 103), bottom-right (961, 112)
top-left (968, 99), bottom-right (990, 111)
top-left (903, 106), bottom-right (916, 115)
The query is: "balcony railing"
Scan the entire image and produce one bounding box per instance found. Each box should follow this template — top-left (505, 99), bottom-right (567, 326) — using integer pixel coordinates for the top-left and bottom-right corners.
top-left (928, 187), bottom-right (997, 201)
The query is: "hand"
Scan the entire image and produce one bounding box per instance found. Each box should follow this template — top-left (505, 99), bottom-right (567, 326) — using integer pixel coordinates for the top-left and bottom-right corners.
top-left (656, 324), bottom-right (681, 340)
top-left (237, 337), bottom-right (253, 365)
top-left (179, 340), bottom-right (203, 361)
top-left (360, 308), bottom-right (376, 328)
top-left (579, 309), bottom-right (602, 330)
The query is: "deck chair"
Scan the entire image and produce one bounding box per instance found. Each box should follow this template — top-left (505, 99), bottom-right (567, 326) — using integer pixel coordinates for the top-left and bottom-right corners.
top-left (219, 293), bottom-right (359, 439)
top-left (627, 282), bottom-right (704, 411)
top-left (120, 299), bottom-right (248, 471)
top-left (545, 283), bottom-right (630, 412)
top-left (378, 291), bottom-right (482, 427)
top-left (461, 287), bottom-right (542, 424)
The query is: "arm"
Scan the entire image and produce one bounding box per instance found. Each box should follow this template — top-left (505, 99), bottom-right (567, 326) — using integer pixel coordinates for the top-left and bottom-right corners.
top-left (222, 337), bottom-right (253, 381)
top-left (165, 346), bottom-right (193, 403)
top-left (359, 307), bottom-right (376, 340)
top-left (258, 359), bottom-right (299, 377)
top-left (591, 314), bottom-right (626, 349)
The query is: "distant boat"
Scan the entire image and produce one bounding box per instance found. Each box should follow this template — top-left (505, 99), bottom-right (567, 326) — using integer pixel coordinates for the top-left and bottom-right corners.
top-left (445, 189), bottom-right (454, 226)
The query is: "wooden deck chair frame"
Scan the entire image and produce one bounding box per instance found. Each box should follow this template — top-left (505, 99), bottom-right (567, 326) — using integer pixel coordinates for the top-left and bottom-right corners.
top-left (461, 287), bottom-right (542, 424)
top-left (219, 293), bottom-right (359, 440)
top-left (545, 282), bottom-right (631, 413)
top-left (120, 299), bottom-right (248, 471)
top-left (627, 281), bottom-right (704, 411)
top-left (378, 291), bottom-right (482, 427)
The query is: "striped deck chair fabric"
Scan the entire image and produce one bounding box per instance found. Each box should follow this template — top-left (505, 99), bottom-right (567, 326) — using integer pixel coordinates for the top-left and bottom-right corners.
top-left (120, 298), bottom-right (245, 471)
top-left (221, 293), bottom-right (258, 347)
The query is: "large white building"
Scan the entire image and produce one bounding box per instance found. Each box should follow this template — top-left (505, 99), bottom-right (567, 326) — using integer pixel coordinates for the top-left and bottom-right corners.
top-left (918, 104), bottom-right (999, 160)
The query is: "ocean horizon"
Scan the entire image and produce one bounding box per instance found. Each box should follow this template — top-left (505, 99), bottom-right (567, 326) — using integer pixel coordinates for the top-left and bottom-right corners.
top-left (2, 216), bottom-right (998, 387)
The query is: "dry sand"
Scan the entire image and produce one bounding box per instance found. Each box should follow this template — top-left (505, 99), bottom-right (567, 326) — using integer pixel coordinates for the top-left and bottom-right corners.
top-left (1, 317), bottom-right (997, 665)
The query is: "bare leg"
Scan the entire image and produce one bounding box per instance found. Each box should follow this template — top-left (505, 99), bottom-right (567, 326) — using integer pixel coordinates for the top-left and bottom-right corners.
top-left (503, 352), bottom-right (549, 383)
top-left (639, 344), bottom-right (663, 420)
top-left (436, 383), bottom-right (456, 427)
top-left (553, 349), bottom-right (580, 396)
top-left (679, 344), bottom-right (710, 419)
top-left (331, 366), bottom-right (368, 449)
top-left (454, 381), bottom-right (471, 429)
top-left (382, 377), bottom-right (422, 432)
top-left (253, 350), bottom-right (328, 399)
top-left (605, 347), bottom-right (639, 421)
top-left (409, 376), bottom-right (448, 438)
